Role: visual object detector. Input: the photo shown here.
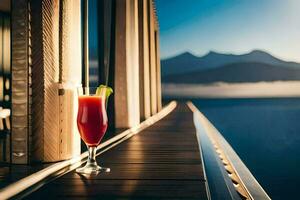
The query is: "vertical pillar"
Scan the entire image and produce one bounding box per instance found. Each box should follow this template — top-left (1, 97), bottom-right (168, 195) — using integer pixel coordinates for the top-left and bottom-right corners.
top-left (148, 0), bottom-right (157, 115)
top-left (114, 0), bottom-right (140, 128)
top-left (138, 0), bottom-right (151, 120)
top-left (11, 0), bottom-right (81, 163)
top-left (58, 0), bottom-right (81, 160)
top-left (31, 0), bottom-right (60, 162)
top-left (30, 0), bottom-right (81, 162)
top-left (11, 0), bottom-right (30, 164)
top-left (155, 29), bottom-right (162, 111)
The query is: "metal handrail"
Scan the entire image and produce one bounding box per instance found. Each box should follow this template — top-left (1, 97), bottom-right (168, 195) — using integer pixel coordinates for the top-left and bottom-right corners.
top-left (187, 102), bottom-right (271, 200)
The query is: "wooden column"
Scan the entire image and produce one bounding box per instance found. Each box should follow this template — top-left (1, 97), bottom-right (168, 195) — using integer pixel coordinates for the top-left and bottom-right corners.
top-left (31, 0), bottom-right (60, 162)
top-left (58, 0), bottom-right (81, 160)
top-left (11, 0), bottom-right (30, 164)
top-left (11, 0), bottom-right (83, 163)
top-left (153, 2), bottom-right (162, 111)
top-left (114, 0), bottom-right (140, 128)
top-left (138, 0), bottom-right (151, 120)
top-left (148, 0), bottom-right (157, 115)
top-left (30, 0), bottom-right (81, 162)
top-left (155, 29), bottom-right (162, 111)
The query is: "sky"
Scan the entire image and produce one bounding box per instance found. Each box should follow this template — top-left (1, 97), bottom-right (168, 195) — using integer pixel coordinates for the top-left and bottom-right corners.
top-left (155, 0), bottom-right (300, 62)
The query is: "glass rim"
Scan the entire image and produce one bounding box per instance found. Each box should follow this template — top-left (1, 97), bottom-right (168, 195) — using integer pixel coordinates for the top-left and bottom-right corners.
top-left (77, 86), bottom-right (110, 97)
top-left (77, 86), bottom-right (101, 89)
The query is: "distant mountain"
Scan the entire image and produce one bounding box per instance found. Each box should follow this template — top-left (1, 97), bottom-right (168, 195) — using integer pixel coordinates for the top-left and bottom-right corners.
top-left (163, 62), bottom-right (300, 84)
top-left (161, 50), bottom-right (300, 76)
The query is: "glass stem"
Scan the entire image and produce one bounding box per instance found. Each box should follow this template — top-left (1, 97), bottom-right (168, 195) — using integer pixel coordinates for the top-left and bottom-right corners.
top-left (88, 146), bottom-right (97, 165)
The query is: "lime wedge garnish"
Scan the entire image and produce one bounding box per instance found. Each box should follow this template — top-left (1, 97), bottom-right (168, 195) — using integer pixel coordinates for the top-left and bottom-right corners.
top-left (96, 85), bottom-right (113, 99)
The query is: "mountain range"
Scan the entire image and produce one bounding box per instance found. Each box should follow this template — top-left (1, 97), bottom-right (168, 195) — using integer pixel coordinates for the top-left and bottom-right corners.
top-left (161, 50), bottom-right (300, 84)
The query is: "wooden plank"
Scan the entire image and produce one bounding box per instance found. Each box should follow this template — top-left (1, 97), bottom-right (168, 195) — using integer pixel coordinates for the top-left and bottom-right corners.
top-left (24, 103), bottom-right (208, 199)
top-left (98, 150), bottom-right (202, 164)
top-left (28, 180), bottom-right (207, 199)
top-left (60, 164), bottom-right (204, 180)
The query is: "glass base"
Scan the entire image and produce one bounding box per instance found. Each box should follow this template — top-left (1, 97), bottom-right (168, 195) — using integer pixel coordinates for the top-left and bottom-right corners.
top-left (76, 146), bottom-right (110, 175)
top-left (76, 161), bottom-right (110, 174)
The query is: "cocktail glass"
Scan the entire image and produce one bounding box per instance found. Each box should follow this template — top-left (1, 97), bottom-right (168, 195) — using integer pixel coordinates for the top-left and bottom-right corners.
top-left (76, 86), bottom-right (111, 174)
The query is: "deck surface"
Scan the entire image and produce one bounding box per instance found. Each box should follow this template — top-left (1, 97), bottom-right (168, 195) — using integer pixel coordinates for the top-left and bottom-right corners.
top-left (0, 129), bottom-right (124, 190)
top-left (25, 103), bottom-right (208, 199)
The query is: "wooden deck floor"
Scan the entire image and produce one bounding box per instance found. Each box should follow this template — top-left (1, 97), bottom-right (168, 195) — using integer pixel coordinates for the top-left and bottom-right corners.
top-left (0, 130), bottom-right (124, 190)
top-left (25, 103), bottom-right (208, 199)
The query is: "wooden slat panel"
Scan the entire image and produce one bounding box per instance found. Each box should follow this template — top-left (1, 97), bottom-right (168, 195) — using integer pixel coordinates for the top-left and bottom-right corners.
top-left (31, 0), bottom-right (60, 162)
top-left (40, 0), bottom-right (60, 162)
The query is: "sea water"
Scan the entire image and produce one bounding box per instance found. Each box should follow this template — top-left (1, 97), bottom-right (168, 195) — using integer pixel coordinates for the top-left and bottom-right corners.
top-left (193, 98), bottom-right (300, 200)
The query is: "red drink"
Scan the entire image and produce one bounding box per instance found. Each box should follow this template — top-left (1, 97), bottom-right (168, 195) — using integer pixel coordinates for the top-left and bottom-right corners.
top-left (77, 96), bottom-right (108, 147)
top-left (76, 86), bottom-right (112, 174)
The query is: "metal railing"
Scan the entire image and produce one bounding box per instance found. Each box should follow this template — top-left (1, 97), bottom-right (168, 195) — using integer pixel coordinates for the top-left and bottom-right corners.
top-left (187, 102), bottom-right (271, 200)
